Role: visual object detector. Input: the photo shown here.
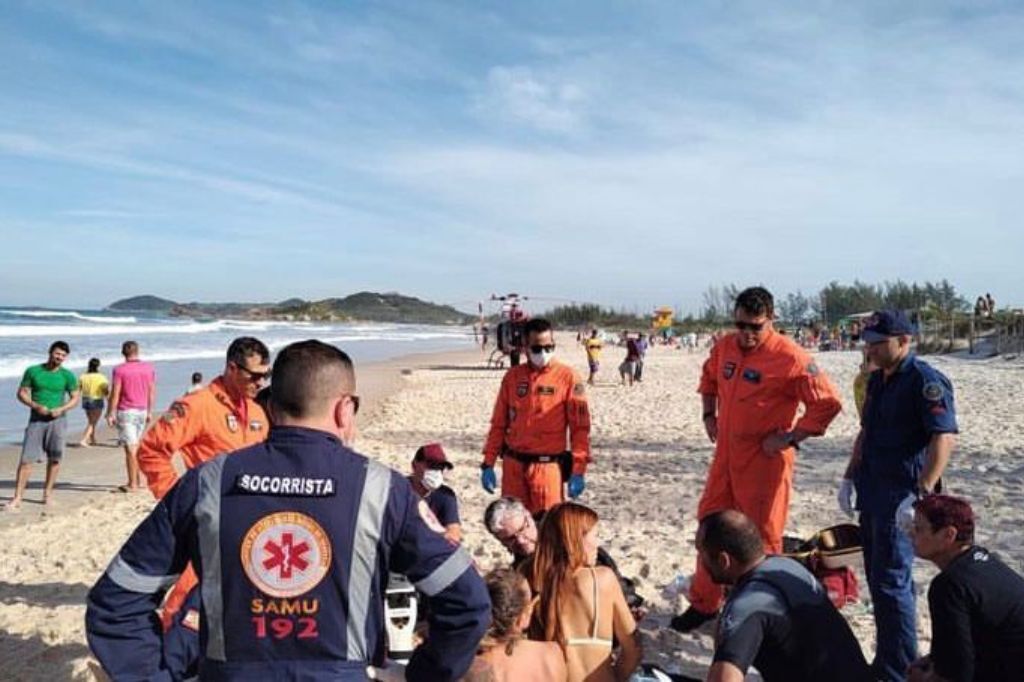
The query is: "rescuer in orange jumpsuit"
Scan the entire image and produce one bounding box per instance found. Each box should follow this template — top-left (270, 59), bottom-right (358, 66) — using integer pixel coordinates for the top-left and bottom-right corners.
top-left (481, 318), bottom-right (591, 515)
top-left (137, 336), bottom-right (271, 628)
top-left (671, 287), bottom-right (842, 633)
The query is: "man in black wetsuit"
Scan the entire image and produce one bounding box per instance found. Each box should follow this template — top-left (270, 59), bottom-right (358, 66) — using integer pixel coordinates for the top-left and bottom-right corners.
top-left (700, 510), bottom-right (872, 682)
top-left (908, 495), bottom-right (1024, 682)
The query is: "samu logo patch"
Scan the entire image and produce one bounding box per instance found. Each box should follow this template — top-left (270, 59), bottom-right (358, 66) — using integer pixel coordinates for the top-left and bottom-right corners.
top-left (240, 512), bottom-right (332, 598)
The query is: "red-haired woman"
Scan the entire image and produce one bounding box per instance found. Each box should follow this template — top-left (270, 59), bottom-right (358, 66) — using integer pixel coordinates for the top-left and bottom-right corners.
top-left (530, 502), bottom-right (641, 682)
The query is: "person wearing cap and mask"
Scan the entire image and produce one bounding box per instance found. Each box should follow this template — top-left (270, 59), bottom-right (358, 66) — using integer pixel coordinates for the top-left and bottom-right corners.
top-left (838, 310), bottom-right (958, 682)
top-left (480, 318), bottom-right (591, 515)
top-left (409, 443), bottom-right (462, 544)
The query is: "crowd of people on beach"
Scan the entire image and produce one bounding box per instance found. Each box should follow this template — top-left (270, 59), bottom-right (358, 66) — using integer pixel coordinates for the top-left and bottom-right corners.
top-left (7, 285), bottom-right (1024, 681)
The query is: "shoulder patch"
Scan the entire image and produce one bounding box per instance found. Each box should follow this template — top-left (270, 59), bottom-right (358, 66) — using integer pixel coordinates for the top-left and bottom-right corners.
top-left (162, 401), bottom-right (188, 422)
top-left (922, 382), bottom-right (944, 402)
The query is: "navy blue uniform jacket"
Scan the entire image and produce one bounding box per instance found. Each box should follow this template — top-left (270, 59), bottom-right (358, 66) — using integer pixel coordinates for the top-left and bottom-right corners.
top-left (86, 427), bottom-right (490, 681)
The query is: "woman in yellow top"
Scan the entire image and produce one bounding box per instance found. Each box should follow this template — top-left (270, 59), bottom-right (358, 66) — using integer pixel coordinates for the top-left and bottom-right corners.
top-left (853, 351), bottom-right (877, 419)
top-left (530, 502), bottom-right (641, 682)
top-left (78, 357), bottom-right (109, 447)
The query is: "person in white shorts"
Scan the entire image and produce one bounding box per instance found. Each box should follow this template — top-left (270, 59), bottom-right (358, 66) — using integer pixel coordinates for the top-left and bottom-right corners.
top-left (105, 341), bottom-right (156, 492)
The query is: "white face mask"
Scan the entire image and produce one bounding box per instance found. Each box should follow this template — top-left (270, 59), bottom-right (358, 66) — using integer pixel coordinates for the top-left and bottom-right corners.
top-left (529, 349), bottom-right (554, 368)
top-left (422, 469), bottom-right (444, 491)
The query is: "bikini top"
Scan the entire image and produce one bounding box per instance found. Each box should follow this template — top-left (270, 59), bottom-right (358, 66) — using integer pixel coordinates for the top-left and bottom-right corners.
top-left (564, 567), bottom-right (613, 649)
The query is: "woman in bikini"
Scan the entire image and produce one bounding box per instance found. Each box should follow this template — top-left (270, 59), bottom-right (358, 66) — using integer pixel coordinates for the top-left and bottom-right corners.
top-left (530, 502), bottom-right (642, 682)
top-left (464, 568), bottom-right (567, 681)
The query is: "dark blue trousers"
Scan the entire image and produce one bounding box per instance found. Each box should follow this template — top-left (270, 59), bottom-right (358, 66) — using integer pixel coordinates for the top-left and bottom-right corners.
top-left (861, 509), bottom-right (917, 681)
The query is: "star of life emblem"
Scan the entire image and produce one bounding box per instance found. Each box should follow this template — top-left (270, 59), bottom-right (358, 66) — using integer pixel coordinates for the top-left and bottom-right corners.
top-left (241, 511), bottom-right (332, 598)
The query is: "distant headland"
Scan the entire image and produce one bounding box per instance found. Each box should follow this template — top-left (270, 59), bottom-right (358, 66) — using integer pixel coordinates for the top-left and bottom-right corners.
top-left (107, 293), bottom-right (474, 325)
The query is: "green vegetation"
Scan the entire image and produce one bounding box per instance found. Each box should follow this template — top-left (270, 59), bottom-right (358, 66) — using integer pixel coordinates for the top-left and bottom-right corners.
top-left (106, 292), bottom-right (473, 325)
top-left (702, 279), bottom-right (969, 327)
top-left (274, 292), bottom-right (473, 324)
top-left (107, 295), bottom-right (178, 313)
top-left (544, 304), bottom-right (649, 330)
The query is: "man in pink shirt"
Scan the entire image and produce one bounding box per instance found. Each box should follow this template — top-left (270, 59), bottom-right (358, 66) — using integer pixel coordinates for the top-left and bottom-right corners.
top-left (105, 341), bottom-right (156, 491)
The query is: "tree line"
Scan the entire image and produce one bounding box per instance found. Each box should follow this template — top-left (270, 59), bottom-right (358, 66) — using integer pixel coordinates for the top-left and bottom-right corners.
top-left (538, 279), bottom-right (977, 332)
top-left (704, 279), bottom-right (969, 327)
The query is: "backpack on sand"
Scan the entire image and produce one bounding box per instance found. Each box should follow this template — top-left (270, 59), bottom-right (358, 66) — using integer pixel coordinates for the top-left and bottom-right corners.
top-left (782, 523), bottom-right (862, 609)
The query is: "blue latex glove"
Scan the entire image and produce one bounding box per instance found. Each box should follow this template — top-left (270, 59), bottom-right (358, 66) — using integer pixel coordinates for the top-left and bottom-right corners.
top-left (481, 467), bottom-right (497, 494)
top-left (568, 474), bottom-right (585, 499)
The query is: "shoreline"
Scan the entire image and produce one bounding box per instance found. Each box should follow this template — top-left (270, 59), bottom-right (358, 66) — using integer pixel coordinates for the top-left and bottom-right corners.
top-left (0, 343), bottom-right (487, 529)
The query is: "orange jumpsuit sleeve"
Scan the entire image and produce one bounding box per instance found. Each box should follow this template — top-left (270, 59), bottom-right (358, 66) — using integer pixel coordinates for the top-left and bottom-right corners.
top-left (482, 372), bottom-right (512, 467)
top-left (789, 356), bottom-right (842, 436)
top-left (697, 339), bottom-right (721, 395)
top-left (138, 399), bottom-right (203, 499)
top-left (565, 373), bottom-right (591, 475)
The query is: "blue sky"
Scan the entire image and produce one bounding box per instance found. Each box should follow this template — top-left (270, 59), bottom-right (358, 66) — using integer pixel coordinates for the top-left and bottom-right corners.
top-left (1, 1), bottom-right (1021, 314)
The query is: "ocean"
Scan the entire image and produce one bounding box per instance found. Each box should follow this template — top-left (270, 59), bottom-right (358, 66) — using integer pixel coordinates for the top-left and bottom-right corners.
top-left (0, 308), bottom-right (473, 444)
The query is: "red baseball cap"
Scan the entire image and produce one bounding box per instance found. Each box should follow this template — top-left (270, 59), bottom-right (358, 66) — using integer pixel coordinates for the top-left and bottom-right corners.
top-left (414, 443), bottom-right (453, 470)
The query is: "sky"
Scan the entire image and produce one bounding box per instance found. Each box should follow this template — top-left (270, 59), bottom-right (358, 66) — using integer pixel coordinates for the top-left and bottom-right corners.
top-left (1, 0), bottom-right (1022, 315)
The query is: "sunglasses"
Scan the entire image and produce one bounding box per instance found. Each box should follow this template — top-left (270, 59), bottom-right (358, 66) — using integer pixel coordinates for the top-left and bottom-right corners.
top-left (345, 394), bottom-right (361, 415)
top-left (233, 363), bottom-right (271, 382)
top-left (529, 344), bottom-right (556, 353)
top-left (734, 321), bottom-right (767, 333)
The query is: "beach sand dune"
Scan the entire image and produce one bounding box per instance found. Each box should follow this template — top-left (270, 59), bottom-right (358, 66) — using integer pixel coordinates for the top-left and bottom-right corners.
top-left (2, 339), bottom-right (1022, 679)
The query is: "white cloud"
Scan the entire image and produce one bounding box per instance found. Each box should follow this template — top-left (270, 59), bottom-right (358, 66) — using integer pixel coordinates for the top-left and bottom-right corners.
top-left (477, 66), bottom-right (587, 134)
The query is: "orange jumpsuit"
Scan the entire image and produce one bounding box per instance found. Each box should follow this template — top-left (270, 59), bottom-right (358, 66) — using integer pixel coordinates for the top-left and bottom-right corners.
top-left (482, 360), bottom-right (591, 514)
top-left (690, 331), bottom-right (841, 613)
top-left (137, 376), bottom-right (269, 627)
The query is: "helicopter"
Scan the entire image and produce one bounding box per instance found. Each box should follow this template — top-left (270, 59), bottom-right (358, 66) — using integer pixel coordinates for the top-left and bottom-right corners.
top-left (482, 293), bottom-right (530, 368)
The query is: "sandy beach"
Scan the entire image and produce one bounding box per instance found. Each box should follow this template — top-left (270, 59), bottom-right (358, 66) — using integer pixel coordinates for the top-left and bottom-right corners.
top-left (2, 336), bottom-right (1023, 680)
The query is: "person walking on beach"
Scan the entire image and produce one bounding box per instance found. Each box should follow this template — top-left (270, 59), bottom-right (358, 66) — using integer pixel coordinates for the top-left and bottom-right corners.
top-left (480, 318), bottom-right (591, 515)
top-left (633, 334), bottom-right (648, 383)
top-left (186, 371), bottom-right (203, 394)
top-left (86, 340), bottom-right (489, 681)
top-left (620, 333), bottom-right (640, 387)
top-left (6, 341), bottom-right (80, 510)
top-left (136, 336), bottom-right (271, 631)
top-left (672, 286), bottom-right (842, 633)
top-left (78, 357), bottom-right (108, 447)
top-left (105, 341), bottom-right (156, 492)
top-left (584, 329), bottom-right (602, 386)
top-left (838, 310), bottom-right (958, 681)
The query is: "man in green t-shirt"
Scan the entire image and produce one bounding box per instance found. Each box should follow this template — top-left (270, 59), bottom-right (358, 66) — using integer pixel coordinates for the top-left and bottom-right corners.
top-left (6, 340), bottom-right (80, 510)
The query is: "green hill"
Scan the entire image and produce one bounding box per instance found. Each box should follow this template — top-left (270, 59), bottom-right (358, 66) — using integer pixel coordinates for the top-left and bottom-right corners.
top-left (273, 292), bottom-right (472, 324)
top-left (106, 295), bottom-right (178, 313)
top-left (105, 292), bottom-right (472, 325)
